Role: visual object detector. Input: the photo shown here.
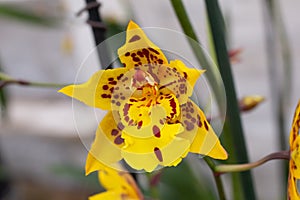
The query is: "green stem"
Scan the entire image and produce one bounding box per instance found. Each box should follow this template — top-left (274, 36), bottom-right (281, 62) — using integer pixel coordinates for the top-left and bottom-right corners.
top-left (215, 151), bottom-right (289, 174)
top-left (262, 0), bottom-right (291, 192)
top-left (170, 0), bottom-right (226, 113)
top-left (0, 64), bottom-right (7, 118)
top-left (204, 0), bottom-right (256, 199)
top-left (204, 157), bottom-right (226, 200)
top-left (0, 72), bottom-right (67, 88)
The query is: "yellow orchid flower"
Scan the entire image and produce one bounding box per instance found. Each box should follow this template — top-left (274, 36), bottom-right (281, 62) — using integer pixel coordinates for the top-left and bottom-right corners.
top-left (59, 21), bottom-right (228, 172)
top-left (89, 157), bottom-right (143, 200)
top-left (288, 100), bottom-right (300, 200)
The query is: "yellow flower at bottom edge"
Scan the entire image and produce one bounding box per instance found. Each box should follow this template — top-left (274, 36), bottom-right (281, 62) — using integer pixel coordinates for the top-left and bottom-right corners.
top-left (288, 100), bottom-right (300, 200)
top-left (59, 20), bottom-right (228, 173)
top-left (89, 156), bottom-right (143, 200)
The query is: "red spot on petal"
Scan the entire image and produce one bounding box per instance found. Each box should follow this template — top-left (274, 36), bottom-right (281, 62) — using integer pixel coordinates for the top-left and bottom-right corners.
top-left (102, 85), bottom-right (109, 90)
top-left (137, 121), bottom-right (143, 129)
top-left (123, 103), bottom-right (131, 116)
top-left (204, 120), bottom-right (209, 131)
top-left (114, 135), bottom-right (124, 145)
top-left (184, 120), bottom-right (194, 131)
top-left (118, 122), bottom-right (125, 130)
top-left (129, 98), bottom-right (138, 102)
top-left (159, 119), bottom-right (164, 125)
top-left (111, 129), bottom-right (119, 136)
top-left (148, 47), bottom-right (159, 55)
top-left (124, 116), bottom-right (129, 122)
top-left (129, 35), bottom-right (141, 42)
top-left (154, 147), bottom-right (163, 162)
top-left (183, 72), bottom-right (188, 79)
top-left (128, 119), bottom-right (134, 126)
top-left (109, 81), bottom-right (117, 85)
top-left (169, 98), bottom-right (177, 118)
top-left (152, 125), bottom-right (161, 138)
top-left (101, 94), bottom-right (111, 98)
top-left (157, 59), bottom-right (163, 64)
top-left (117, 73), bottom-right (124, 80)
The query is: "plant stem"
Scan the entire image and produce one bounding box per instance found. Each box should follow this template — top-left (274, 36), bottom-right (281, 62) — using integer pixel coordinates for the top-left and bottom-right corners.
top-left (262, 0), bottom-right (292, 193)
top-left (204, 157), bottom-right (226, 200)
top-left (83, 0), bottom-right (112, 69)
top-left (215, 151), bottom-right (290, 174)
top-left (204, 0), bottom-right (256, 199)
top-left (0, 72), bottom-right (66, 89)
top-left (170, 0), bottom-right (226, 113)
top-left (0, 63), bottom-right (7, 118)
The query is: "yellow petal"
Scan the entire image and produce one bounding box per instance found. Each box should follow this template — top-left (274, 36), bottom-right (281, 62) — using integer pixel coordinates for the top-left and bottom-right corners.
top-left (121, 123), bottom-right (190, 172)
top-left (89, 191), bottom-right (122, 200)
top-left (90, 165), bottom-right (142, 200)
top-left (118, 101), bottom-right (166, 138)
top-left (117, 92), bottom-right (180, 138)
top-left (290, 100), bottom-right (300, 147)
top-left (59, 68), bottom-right (127, 110)
top-left (86, 111), bottom-right (124, 175)
top-left (118, 21), bottom-right (168, 69)
top-left (99, 168), bottom-right (125, 190)
top-left (291, 135), bottom-right (300, 178)
top-left (169, 60), bottom-right (204, 91)
top-left (288, 168), bottom-right (300, 200)
top-left (177, 100), bottom-right (228, 160)
top-left (158, 64), bottom-right (204, 104)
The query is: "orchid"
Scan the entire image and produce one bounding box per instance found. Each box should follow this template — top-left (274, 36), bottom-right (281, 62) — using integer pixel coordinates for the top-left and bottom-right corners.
top-left (59, 21), bottom-right (227, 173)
top-left (288, 101), bottom-right (300, 200)
top-left (89, 158), bottom-right (143, 200)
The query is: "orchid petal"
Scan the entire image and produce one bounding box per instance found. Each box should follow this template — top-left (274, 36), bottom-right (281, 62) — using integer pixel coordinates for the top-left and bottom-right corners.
top-left (89, 191), bottom-right (122, 200)
top-left (121, 123), bottom-right (189, 172)
top-left (177, 100), bottom-right (228, 160)
top-left (59, 69), bottom-right (127, 110)
top-left (169, 60), bottom-right (204, 91)
top-left (118, 21), bottom-right (168, 69)
top-left (290, 101), bottom-right (300, 147)
top-left (85, 111), bottom-right (123, 175)
top-left (157, 64), bottom-right (204, 104)
top-left (288, 100), bottom-right (300, 199)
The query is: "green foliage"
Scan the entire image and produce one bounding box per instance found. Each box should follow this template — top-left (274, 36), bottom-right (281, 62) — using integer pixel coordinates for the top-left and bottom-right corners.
top-left (205, 0), bottom-right (256, 199)
top-left (50, 165), bottom-right (99, 188)
top-left (159, 160), bottom-right (216, 200)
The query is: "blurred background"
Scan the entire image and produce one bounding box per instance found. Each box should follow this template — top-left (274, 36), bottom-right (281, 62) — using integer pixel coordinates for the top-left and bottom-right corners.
top-left (0, 0), bottom-right (299, 199)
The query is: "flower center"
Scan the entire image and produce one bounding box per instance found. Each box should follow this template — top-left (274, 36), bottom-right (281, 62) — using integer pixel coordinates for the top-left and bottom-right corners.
top-left (111, 67), bottom-right (181, 138)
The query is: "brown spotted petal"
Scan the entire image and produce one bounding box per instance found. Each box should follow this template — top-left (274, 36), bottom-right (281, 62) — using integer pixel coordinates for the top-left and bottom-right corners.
top-left (86, 111), bottom-right (125, 175)
top-left (287, 100), bottom-right (300, 199)
top-left (118, 21), bottom-right (168, 69)
top-left (116, 97), bottom-right (167, 138)
top-left (59, 68), bottom-right (128, 110)
top-left (177, 100), bottom-right (228, 160)
top-left (121, 123), bottom-right (190, 172)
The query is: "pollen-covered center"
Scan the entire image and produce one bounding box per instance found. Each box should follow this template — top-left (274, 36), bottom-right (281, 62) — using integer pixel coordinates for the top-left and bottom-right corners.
top-left (111, 65), bottom-right (181, 138)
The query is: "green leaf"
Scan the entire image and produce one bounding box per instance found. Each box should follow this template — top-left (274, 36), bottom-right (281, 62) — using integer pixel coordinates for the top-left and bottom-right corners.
top-left (170, 0), bottom-right (226, 113)
top-left (205, 0), bottom-right (256, 199)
